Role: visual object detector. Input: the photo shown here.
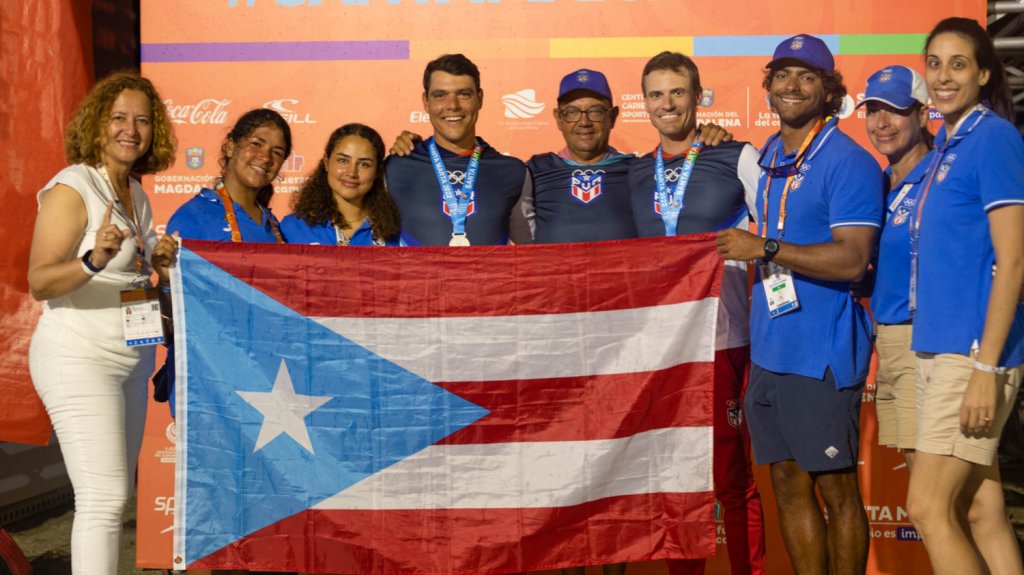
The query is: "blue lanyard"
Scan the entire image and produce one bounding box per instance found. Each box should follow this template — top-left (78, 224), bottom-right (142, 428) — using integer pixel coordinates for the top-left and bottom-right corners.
top-left (653, 140), bottom-right (702, 236)
top-left (427, 138), bottom-right (483, 236)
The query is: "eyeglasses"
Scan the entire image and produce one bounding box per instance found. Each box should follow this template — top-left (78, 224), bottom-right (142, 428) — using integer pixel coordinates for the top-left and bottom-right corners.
top-left (557, 107), bottom-right (610, 123)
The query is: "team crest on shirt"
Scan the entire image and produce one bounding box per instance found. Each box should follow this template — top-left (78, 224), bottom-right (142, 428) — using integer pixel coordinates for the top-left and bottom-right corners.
top-left (726, 399), bottom-right (743, 429)
top-left (891, 205), bottom-right (911, 227)
top-left (570, 169), bottom-right (605, 204)
top-left (653, 167), bottom-right (683, 214)
top-left (790, 162), bottom-right (812, 191)
top-left (440, 169), bottom-right (476, 217)
top-left (186, 146), bottom-right (204, 170)
top-left (936, 153), bottom-right (957, 184)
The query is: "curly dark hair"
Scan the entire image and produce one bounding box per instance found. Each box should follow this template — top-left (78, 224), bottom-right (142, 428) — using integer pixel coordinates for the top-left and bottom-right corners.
top-left (926, 17), bottom-right (1014, 122)
top-left (762, 67), bottom-right (847, 118)
top-left (64, 70), bottom-right (176, 175)
top-left (219, 108), bottom-right (292, 207)
top-left (290, 123), bottom-right (401, 243)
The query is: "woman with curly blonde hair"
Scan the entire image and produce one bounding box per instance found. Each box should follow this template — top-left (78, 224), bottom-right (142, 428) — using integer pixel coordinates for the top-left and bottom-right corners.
top-left (27, 70), bottom-right (175, 575)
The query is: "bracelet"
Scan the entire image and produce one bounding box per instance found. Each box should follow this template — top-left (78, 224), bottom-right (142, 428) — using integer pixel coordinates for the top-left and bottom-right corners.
top-left (973, 360), bottom-right (1008, 375)
top-left (81, 249), bottom-right (104, 275)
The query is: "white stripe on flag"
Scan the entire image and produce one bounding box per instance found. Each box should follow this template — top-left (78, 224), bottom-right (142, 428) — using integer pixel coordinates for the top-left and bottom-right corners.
top-left (314, 426), bottom-right (712, 510)
top-left (313, 298), bottom-right (718, 382)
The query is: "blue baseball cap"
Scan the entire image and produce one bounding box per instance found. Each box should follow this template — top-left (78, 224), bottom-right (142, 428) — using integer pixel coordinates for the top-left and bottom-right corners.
top-left (767, 34), bottom-right (834, 72)
top-left (558, 69), bottom-right (612, 103)
top-left (856, 65), bottom-right (929, 110)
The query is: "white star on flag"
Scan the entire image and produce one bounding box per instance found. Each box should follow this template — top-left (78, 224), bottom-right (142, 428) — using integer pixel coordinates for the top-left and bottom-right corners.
top-left (237, 359), bottom-right (332, 454)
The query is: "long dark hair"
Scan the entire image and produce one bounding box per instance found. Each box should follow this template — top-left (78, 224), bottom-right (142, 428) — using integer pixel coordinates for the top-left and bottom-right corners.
top-left (219, 108), bottom-right (293, 207)
top-left (925, 17), bottom-right (1014, 122)
top-left (290, 123), bottom-right (401, 242)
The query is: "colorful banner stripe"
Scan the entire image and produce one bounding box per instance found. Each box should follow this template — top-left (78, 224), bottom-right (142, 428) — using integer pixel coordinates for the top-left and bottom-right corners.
top-left (141, 34), bottom-right (926, 63)
top-left (141, 40), bottom-right (409, 62)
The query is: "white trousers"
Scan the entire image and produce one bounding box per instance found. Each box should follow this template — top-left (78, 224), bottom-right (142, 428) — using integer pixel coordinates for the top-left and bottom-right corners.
top-left (30, 318), bottom-right (151, 575)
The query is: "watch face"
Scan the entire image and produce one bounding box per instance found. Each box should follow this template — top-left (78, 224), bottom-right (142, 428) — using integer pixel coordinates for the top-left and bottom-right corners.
top-left (765, 239), bottom-right (779, 253)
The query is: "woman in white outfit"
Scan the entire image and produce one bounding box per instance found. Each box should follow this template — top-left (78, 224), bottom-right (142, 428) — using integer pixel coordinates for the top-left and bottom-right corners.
top-left (27, 71), bottom-right (175, 574)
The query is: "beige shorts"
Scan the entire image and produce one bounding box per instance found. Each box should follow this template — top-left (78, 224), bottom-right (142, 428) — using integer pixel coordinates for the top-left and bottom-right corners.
top-left (915, 352), bottom-right (1022, 466)
top-left (875, 324), bottom-right (916, 450)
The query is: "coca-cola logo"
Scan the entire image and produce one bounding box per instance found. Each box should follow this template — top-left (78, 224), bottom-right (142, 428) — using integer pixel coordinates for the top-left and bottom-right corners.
top-left (164, 98), bottom-right (231, 125)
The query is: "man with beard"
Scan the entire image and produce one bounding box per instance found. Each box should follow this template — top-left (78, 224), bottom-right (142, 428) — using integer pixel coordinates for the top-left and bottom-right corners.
top-left (715, 35), bottom-right (883, 575)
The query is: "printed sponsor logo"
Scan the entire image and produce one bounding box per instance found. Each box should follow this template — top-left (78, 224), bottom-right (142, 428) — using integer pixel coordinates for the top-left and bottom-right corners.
top-left (700, 88), bottom-right (714, 107)
top-left (502, 89), bottom-right (546, 119)
top-left (185, 146), bottom-right (204, 170)
top-left (725, 399), bottom-right (742, 429)
top-left (263, 98), bottom-right (316, 124)
top-left (897, 527), bottom-right (922, 541)
top-left (165, 98), bottom-right (230, 125)
top-left (837, 94), bottom-right (857, 119)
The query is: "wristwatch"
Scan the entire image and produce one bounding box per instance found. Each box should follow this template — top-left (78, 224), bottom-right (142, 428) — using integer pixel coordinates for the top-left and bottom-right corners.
top-left (763, 239), bottom-right (780, 262)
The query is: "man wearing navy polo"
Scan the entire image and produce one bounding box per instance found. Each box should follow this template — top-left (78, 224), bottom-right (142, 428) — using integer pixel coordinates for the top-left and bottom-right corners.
top-left (715, 35), bottom-right (883, 575)
top-left (514, 68), bottom-right (637, 245)
top-left (385, 53), bottom-right (528, 246)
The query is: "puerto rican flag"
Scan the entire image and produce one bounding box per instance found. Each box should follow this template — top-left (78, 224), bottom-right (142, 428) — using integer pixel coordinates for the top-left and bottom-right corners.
top-left (172, 237), bottom-right (720, 573)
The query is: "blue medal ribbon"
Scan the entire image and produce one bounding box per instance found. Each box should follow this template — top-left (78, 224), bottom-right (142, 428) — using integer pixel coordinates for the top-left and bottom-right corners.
top-left (653, 140), bottom-right (703, 236)
top-left (427, 137), bottom-right (483, 237)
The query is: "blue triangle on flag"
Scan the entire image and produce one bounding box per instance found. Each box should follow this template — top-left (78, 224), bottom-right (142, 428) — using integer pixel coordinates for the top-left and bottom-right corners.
top-left (176, 246), bottom-right (489, 564)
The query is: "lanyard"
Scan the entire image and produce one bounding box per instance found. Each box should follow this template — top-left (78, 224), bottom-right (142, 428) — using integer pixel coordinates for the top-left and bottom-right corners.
top-left (759, 118), bottom-right (826, 240)
top-left (215, 185), bottom-right (285, 244)
top-left (427, 137), bottom-right (483, 236)
top-left (907, 106), bottom-right (986, 313)
top-left (654, 140), bottom-right (703, 236)
top-left (96, 166), bottom-right (147, 278)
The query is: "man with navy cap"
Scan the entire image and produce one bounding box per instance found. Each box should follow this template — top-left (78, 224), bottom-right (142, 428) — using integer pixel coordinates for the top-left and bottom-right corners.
top-left (513, 69), bottom-right (637, 244)
top-left (715, 34), bottom-right (883, 575)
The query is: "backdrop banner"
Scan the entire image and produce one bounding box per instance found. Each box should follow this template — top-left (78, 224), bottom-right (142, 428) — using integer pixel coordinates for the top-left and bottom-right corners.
top-left (136, 1), bottom-right (982, 573)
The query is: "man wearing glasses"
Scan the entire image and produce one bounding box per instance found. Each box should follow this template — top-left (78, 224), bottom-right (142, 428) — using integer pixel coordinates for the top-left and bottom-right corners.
top-left (386, 53), bottom-right (528, 246)
top-left (715, 35), bottom-right (882, 575)
top-left (629, 51), bottom-right (766, 575)
top-left (512, 69), bottom-right (637, 244)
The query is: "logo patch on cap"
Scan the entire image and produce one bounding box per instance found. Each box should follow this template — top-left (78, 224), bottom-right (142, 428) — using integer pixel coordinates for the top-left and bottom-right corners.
top-left (577, 70), bottom-right (589, 83)
top-left (879, 68), bottom-right (893, 82)
top-left (791, 36), bottom-right (805, 50)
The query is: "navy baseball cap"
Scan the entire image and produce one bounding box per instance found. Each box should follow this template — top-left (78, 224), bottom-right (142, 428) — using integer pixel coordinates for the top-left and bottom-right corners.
top-left (558, 69), bottom-right (612, 103)
top-left (856, 65), bottom-right (929, 110)
top-left (767, 34), bottom-right (834, 72)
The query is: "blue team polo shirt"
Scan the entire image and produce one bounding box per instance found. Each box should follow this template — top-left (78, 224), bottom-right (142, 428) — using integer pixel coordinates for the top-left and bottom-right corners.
top-left (912, 107), bottom-right (1024, 367)
top-left (166, 187), bottom-right (283, 243)
top-left (751, 118), bottom-right (884, 389)
top-left (279, 215), bottom-right (400, 246)
top-left (871, 151), bottom-right (936, 325)
top-left (165, 186), bottom-right (284, 413)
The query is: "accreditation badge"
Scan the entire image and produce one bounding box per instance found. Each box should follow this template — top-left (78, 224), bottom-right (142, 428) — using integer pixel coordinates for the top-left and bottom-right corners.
top-left (120, 288), bottom-right (165, 347)
top-left (760, 262), bottom-right (800, 318)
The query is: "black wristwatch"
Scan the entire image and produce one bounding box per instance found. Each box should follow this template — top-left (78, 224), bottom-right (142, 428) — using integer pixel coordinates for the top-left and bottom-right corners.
top-left (763, 239), bottom-right (780, 262)
top-left (81, 249), bottom-right (106, 274)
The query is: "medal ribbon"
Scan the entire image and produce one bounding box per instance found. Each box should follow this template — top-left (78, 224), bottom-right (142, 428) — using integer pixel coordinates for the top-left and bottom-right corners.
top-left (215, 185), bottom-right (285, 244)
top-left (428, 137), bottom-right (483, 237)
top-left (759, 118), bottom-right (826, 240)
top-left (654, 139), bottom-right (703, 236)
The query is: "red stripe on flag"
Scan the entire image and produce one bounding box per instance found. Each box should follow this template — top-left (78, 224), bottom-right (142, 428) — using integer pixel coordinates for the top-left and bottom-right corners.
top-left (182, 235), bottom-right (722, 318)
top-left (437, 362), bottom-right (712, 444)
top-left (190, 491), bottom-right (715, 573)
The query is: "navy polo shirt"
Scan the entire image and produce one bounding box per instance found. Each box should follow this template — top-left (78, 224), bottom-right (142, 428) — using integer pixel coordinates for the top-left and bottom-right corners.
top-left (525, 151), bottom-right (637, 243)
top-left (384, 139), bottom-right (526, 246)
